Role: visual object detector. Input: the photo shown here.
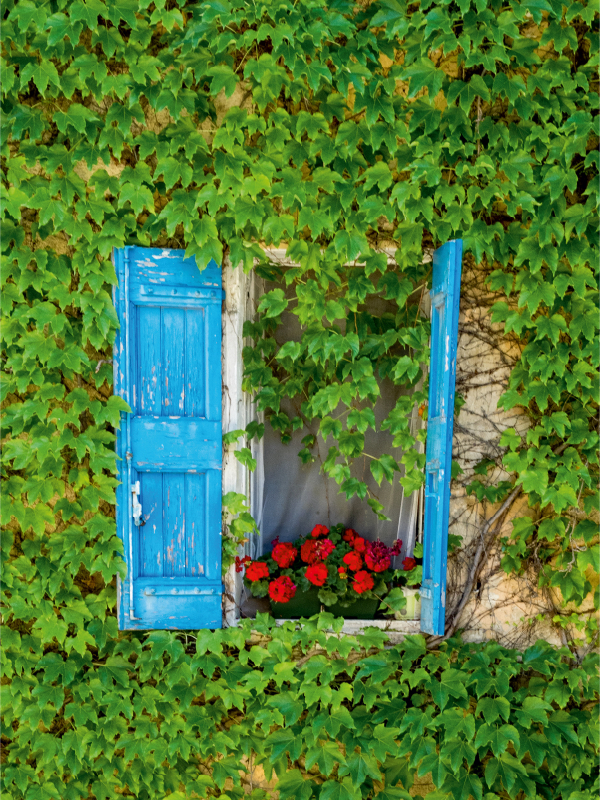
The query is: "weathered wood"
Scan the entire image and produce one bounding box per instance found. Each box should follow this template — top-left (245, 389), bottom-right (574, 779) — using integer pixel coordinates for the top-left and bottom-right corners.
top-left (420, 240), bottom-right (463, 636)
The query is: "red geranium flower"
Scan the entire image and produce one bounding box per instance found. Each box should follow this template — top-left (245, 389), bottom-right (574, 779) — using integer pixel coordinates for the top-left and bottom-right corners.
top-left (311, 524), bottom-right (330, 538)
top-left (338, 567), bottom-right (347, 577)
top-left (272, 542), bottom-right (297, 568)
top-left (306, 562), bottom-right (328, 586)
top-left (353, 536), bottom-right (367, 554)
top-left (245, 561), bottom-right (270, 582)
top-left (343, 528), bottom-right (358, 543)
top-left (365, 540), bottom-right (391, 572)
top-left (352, 570), bottom-right (374, 594)
top-left (402, 557), bottom-right (417, 571)
top-left (391, 539), bottom-right (403, 556)
top-left (235, 555), bottom-right (251, 573)
top-left (342, 551), bottom-right (363, 572)
top-left (301, 540), bottom-right (318, 564)
top-left (317, 538), bottom-right (335, 560)
top-left (268, 575), bottom-right (296, 603)
top-left (301, 538), bottom-right (335, 564)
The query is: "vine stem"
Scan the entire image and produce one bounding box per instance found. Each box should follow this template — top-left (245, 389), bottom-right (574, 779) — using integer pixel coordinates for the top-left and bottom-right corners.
top-left (431, 483), bottom-right (523, 645)
top-left (428, 440), bottom-right (571, 647)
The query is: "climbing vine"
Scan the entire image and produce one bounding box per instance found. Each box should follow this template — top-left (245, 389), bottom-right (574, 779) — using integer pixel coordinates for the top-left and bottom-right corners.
top-left (1, 0), bottom-right (599, 797)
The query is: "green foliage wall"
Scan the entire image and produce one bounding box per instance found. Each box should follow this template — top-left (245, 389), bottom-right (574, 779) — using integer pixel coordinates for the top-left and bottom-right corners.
top-left (1, 0), bottom-right (599, 798)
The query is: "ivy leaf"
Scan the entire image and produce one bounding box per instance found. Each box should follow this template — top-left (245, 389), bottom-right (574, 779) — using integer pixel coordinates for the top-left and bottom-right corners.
top-left (258, 289), bottom-right (288, 319)
top-left (208, 65), bottom-right (239, 98)
top-left (535, 314), bottom-right (567, 345)
top-left (363, 88), bottom-right (395, 126)
top-left (338, 750), bottom-right (382, 785)
top-left (105, 102), bottom-right (145, 133)
top-left (45, 13), bottom-right (84, 45)
top-left (441, 769), bottom-right (483, 800)
top-left (312, 706), bottom-right (355, 738)
top-left (367, 724), bottom-right (401, 760)
top-left (277, 770), bottom-right (314, 800)
top-left (403, 59), bottom-right (444, 98)
top-left (370, 0), bottom-right (410, 36)
top-left (474, 723), bottom-right (520, 757)
top-left (515, 731), bottom-right (548, 768)
top-left (54, 105), bottom-right (99, 135)
top-left (20, 60), bottom-right (61, 95)
top-left (320, 778), bottom-right (360, 800)
top-left (484, 754), bottom-right (536, 798)
top-left (70, 0), bottom-right (106, 29)
top-left (185, 217), bottom-right (223, 269)
top-left (447, 76), bottom-right (490, 113)
top-left (234, 448), bottom-right (257, 472)
top-left (476, 696), bottom-right (511, 724)
top-left (362, 162), bottom-right (393, 192)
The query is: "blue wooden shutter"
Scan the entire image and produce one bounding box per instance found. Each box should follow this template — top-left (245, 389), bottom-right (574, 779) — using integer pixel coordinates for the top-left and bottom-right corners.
top-left (420, 239), bottom-right (463, 636)
top-left (113, 247), bottom-right (223, 630)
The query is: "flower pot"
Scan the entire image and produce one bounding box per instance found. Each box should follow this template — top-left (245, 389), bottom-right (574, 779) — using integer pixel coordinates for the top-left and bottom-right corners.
top-left (394, 587), bottom-right (421, 620)
top-left (270, 588), bottom-right (378, 620)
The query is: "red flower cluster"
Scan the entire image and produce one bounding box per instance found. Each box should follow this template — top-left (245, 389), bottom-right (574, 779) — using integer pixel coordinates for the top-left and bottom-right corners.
top-left (342, 528), bottom-right (367, 553)
top-left (235, 555), bottom-right (251, 573)
top-left (272, 541), bottom-right (297, 568)
top-left (342, 551), bottom-right (363, 571)
top-left (243, 523), bottom-right (413, 607)
top-left (268, 575), bottom-right (296, 603)
top-left (364, 539), bottom-right (402, 572)
top-left (301, 538), bottom-right (335, 564)
top-left (352, 570), bottom-right (374, 594)
top-left (245, 561), bottom-right (269, 581)
top-left (306, 563), bottom-right (328, 586)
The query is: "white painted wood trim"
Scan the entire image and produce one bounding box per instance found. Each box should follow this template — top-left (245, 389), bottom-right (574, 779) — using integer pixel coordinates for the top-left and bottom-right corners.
top-left (222, 256), bottom-right (252, 626)
top-left (272, 618), bottom-right (421, 643)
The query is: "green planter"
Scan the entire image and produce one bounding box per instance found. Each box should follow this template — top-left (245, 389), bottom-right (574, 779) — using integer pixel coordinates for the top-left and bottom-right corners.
top-left (270, 588), bottom-right (378, 620)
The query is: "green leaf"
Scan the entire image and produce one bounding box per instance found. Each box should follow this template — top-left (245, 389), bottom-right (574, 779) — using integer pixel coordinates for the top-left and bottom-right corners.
top-left (54, 105), bottom-right (99, 135)
top-left (208, 65), bottom-right (239, 98)
top-left (320, 778), bottom-right (360, 800)
top-left (20, 60), bottom-right (61, 95)
top-left (313, 706), bottom-right (355, 738)
top-left (402, 60), bottom-right (444, 98)
top-left (362, 162), bottom-right (393, 192)
top-left (441, 768), bottom-right (483, 800)
top-left (277, 770), bottom-right (314, 800)
top-left (476, 696), bottom-right (510, 724)
top-left (305, 741), bottom-right (346, 776)
top-left (484, 754), bottom-right (536, 798)
top-left (447, 76), bottom-right (490, 113)
top-left (258, 289), bottom-right (288, 318)
top-left (338, 750), bottom-right (382, 786)
top-left (474, 723), bottom-right (520, 757)
top-left (70, 0), bottom-right (106, 29)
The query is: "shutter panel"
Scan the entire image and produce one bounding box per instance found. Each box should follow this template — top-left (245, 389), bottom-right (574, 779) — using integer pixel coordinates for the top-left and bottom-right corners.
top-left (420, 239), bottom-right (463, 636)
top-left (113, 247), bottom-right (224, 630)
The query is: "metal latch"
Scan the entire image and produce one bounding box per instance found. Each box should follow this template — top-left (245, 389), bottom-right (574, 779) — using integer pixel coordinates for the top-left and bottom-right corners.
top-left (132, 481), bottom-right (145, 527)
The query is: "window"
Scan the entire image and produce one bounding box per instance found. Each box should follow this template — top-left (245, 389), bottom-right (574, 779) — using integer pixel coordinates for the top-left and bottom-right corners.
top-left (113, 241), bottom-right (462, 634)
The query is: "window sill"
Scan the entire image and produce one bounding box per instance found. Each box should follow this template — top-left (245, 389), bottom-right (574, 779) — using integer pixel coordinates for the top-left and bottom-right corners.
top-left (273, 618), bottom-right (421, 642)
